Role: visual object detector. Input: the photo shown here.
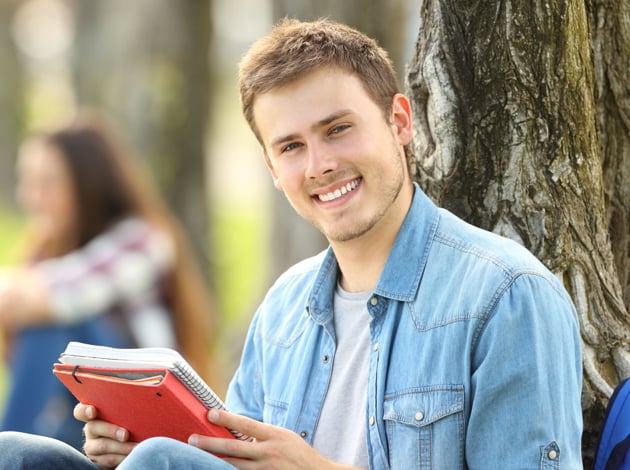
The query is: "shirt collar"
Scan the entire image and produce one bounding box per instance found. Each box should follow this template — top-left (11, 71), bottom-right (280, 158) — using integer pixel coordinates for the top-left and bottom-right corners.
top-left (306, 183), bottom-right (439, 322)
top-left (374, 183), bottom-right (439, 302)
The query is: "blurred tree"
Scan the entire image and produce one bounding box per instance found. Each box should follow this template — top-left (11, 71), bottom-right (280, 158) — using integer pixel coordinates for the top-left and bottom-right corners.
top-left (267, 0), bottom-right (414, 279)
top-left (71, 0), bottom-right (213, 281)
top-left (272, 0), bottom-right (412, 80)
top-left (407, 0), bottom-right (630, 465)
top-left (0, 1), bottom-right (25, 207)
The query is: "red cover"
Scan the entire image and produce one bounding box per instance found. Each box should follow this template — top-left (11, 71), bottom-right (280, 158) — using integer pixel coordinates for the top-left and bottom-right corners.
top-left (53, 363), bottom-right (235, 443)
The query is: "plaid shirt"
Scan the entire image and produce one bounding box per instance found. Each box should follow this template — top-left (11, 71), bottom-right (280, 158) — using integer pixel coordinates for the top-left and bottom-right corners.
top-left (35, 217), bottom-right (176, 348)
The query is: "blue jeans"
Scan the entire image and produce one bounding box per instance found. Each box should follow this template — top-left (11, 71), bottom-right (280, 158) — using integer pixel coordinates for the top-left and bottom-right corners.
top-left (118, 437), bottom-right (237, 469)
top-left (0, 432), bottom-right (237, 469)
top-left (0, 431), bottom-right (98, 469)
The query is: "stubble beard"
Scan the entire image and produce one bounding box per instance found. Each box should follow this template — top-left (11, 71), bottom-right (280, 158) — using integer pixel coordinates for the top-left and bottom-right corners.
top-left (310, 145), bottom-right (406, 244)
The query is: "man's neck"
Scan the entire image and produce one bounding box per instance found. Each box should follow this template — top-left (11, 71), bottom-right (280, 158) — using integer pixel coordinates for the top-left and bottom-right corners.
top-left (332, 183), bottom-right (414, 293)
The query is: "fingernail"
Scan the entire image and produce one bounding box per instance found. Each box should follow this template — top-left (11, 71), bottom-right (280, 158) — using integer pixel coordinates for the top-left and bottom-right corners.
top-left (188, 434), bottom-right (198, 446)
top-left (116, 428), bottom-right (126, 441)
top-left (208, 409), bottom-right (220, 422)
top-left (85, 407), bottom-right (95, 420)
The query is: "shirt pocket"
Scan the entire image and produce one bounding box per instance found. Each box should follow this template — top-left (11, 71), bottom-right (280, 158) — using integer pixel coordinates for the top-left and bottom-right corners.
top-left (383, 385), bottom-right (465, 469)
top-left (262, 397), bottom-right (289, 427)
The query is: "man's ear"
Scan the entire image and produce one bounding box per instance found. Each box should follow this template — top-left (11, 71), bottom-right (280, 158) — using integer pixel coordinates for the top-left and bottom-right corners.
top-left (263, 150), bottom-right (283, 190)
top-left (391, 94), bottom-right (413, 146)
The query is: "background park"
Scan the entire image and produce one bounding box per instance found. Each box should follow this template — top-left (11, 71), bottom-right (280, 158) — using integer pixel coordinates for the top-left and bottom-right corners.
top-left (0, 1), bottom-right (629, 466)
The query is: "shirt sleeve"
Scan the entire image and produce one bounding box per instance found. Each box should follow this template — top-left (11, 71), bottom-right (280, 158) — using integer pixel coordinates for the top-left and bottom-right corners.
top-left (35, 217), bottom-right (174, 324)
top-left (225, 307), bottom-right (265, 420)
top-left (466, 273), bottom-right (583, 469)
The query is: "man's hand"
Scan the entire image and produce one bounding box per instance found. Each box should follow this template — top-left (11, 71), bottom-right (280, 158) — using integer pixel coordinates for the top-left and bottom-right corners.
top-left (74, 403), bottom-right (137, 469)
top-left (188, 409), bottom-right (359, 470)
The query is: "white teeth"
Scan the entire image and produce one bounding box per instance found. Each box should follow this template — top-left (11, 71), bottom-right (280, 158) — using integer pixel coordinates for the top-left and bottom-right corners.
top-left (318, 179), bottom-right (359, 202)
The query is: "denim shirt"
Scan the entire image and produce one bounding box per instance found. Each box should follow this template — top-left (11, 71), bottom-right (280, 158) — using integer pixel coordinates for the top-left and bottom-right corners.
top-left (226, 184), bottom-right (583, 469)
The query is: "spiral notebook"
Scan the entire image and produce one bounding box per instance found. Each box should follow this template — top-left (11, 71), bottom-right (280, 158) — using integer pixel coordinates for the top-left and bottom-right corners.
top-left (53, 341), bottom-right (248, 444)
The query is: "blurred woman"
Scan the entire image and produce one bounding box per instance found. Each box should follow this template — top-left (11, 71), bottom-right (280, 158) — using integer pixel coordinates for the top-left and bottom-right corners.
top-left (0, 111), bottom-right (214, 449)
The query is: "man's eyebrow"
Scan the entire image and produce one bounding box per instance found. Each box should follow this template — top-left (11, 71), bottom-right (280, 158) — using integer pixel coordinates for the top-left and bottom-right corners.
top-left (315, 109), bottom-right (353, 129)
top-left (269, 110), bottom-right (354, 148)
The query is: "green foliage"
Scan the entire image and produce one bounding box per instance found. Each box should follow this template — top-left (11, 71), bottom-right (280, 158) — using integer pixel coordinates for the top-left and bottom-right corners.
top-left (0, 204), bottom-right (26, 421)
top-left (211, 205), bottom-right (269, 325)
top-left (0, 205), bottom-right (25, 264)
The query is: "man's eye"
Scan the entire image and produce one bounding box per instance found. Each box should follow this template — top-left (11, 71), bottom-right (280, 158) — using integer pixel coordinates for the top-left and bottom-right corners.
top-left (330, 124), bottom-right (350, 135)
top-left (282, 142), bottom-right (302, 153)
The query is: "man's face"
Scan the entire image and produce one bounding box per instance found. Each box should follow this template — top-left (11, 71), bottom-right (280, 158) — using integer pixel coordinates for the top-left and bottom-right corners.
top-left (253, 67), bottom-right (413, 244)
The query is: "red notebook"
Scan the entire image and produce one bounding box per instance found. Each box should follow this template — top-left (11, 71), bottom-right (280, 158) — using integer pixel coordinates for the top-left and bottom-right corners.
top-left (52, 342), bottom-right (247, 444)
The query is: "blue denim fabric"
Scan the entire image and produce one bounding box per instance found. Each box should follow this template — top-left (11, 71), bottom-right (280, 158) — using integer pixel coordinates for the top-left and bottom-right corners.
top-left (226, 184), bottom-right (583, 469)
top-left (0, 431), bottom-right (98, 469)
top-left (117, 437), bottom-right (237, 470)
top-left (0, 432), bottom-right (235, 469)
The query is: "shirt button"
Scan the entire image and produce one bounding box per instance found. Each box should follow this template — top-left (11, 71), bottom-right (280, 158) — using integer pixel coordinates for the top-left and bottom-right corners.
top-left (370, 297), bottom-right (378, 306)
top-left (300, 431), bottom-right (308, 438)
top-left (322, 354), bottom-right (329, 363)
top-left (548, 450), bottom-right (557, 460)
top-left (415, 411), bottom-right (424, 421)
top-left (369, 416), bottom-right (375, 426)
top-left (373, 342), bottom-right (379, 352)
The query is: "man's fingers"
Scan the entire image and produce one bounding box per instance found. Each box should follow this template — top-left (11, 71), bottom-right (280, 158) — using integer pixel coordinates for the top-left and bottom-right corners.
top-left (82, 422), bottom-right (136, 468)
top-left (188, 410), bottom-right (291, 460)
top-left (83, 437), bottom-right (136, 469)
top-left (83, 436), bottom-right (135, 456)
top-left (73, 403), bottom-right (97, 423)
top-left (73, 403), bottom-right (135, 467)
top-left (207, 409), bottom-right (269, 440)
top-left (83, 419), bottom-right (129, 442)
top-left (188, 433), bottom-right (255, 460)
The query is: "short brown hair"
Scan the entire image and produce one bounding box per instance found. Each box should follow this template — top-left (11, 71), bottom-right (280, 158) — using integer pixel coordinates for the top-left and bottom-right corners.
top-left (239, 18), bottom-right (401, 144)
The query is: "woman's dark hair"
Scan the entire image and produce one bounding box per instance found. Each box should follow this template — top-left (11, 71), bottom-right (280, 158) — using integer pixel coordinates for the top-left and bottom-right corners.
top-left (46, 120), bottom-right (140, 248)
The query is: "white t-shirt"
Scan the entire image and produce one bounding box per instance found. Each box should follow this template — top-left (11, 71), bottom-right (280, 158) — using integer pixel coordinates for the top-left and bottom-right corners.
top-left (311, 283), bottom-right (371, 468)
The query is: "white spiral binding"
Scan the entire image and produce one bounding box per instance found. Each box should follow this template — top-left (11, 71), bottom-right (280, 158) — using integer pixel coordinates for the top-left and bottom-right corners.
top-left (171, 361), bottom-right (249, 441)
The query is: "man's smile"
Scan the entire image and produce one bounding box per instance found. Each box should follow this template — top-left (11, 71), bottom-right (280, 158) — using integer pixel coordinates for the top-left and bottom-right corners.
top-left (315, 177), bottom-right (362, 202)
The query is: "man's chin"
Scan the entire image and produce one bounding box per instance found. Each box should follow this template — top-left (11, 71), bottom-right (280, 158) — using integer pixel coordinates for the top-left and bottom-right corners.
top-left (322, 221), bottom-right (376, 244)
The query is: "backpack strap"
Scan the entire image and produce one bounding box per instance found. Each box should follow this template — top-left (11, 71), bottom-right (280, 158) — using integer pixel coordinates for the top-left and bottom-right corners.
top-left (595, 376), bottom-right (630, 470)
top-left (605, 433), bottom-right (630, 470)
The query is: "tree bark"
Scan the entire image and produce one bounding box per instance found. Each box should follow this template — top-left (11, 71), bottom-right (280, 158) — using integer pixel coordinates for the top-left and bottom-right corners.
top-left (407, 0), bottom-right (630, 464)
top-left (591, 0), bottom-right (630, 315)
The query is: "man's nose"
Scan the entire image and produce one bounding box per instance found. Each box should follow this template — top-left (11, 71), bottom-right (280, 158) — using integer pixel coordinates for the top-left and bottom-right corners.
top-left (305, 141), bottom-right (338, 179)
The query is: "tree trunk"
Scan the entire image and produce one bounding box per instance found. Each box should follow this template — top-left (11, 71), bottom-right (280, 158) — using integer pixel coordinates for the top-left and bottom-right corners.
top-left (592, 0), bottom-right (630, 317)
top-left (0, 1), bottom-right (25, 207)
top-left (271, 0), bottom-right (412, 80)
top-left (72, 0), bottom-right (213, 280)
top-left (407, 0), bottom-right (630, 464)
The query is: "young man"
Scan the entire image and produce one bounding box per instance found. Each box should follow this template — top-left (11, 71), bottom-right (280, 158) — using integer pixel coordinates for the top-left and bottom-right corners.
top-left (0, 18), bottom-right (583, 469)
